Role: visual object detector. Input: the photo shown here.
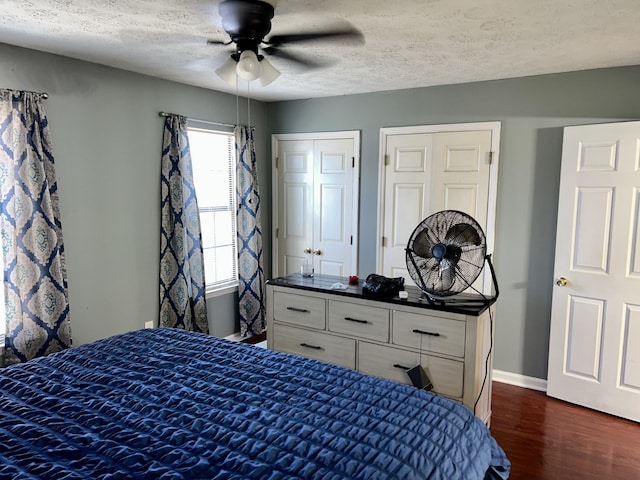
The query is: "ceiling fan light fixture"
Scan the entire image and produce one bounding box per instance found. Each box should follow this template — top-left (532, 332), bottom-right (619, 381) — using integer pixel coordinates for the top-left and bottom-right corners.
top-left (215, 57), bottom-right (238, 85)
top-left (258, 57), bottom-right (280, 86)
top-left (236, 50), bottom-right (262, 81)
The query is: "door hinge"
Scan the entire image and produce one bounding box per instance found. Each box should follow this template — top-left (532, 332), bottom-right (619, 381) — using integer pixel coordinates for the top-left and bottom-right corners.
top-left (352, 156), bottom-right (355, 168)
top-left (384, 154), bottom-right (389, 166)
top-left (275, 156), bottom-right (279, 169)
top-left (488, 151), bottom-right (493, 165)
top-left (382, 236), bottom-right (387, 247)
top-left (276, 227), bottom-right (279, 238)
top-left (350, 235), bottom-right (353, 245)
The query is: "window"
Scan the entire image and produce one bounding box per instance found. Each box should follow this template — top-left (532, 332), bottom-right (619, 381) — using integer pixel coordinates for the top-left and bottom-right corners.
top-left (188, 127), bottom-right (237, 294)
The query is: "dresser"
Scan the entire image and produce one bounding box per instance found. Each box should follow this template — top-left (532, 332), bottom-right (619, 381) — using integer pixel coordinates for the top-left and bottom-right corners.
top-left (266, 274), bottom-right (496, 424)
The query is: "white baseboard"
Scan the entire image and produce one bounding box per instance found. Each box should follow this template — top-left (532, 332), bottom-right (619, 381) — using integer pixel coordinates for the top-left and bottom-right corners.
top-left (492, 369), bottom-right (547, 392)
top-left (224, 332), bottom-right (244, 342)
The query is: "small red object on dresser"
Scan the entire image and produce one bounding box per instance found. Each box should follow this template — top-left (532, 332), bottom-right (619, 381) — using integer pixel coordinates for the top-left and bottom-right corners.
top-left (348, 275), bottom-right (359, 284)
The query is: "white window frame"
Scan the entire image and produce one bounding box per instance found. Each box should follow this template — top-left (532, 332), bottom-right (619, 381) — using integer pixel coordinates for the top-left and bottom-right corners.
top-left (188, 126), bottom-right (238, 297)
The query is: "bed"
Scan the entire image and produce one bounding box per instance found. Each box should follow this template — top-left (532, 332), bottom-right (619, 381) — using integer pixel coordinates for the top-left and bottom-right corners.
top-left (0, 328), bottom-right (510, 479)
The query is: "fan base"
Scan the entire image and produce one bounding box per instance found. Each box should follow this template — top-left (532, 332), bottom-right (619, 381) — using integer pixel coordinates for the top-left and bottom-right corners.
top-left (219, 0), bottom-right (274, 48)
top-left (419, 291), bottom-right (495, 307)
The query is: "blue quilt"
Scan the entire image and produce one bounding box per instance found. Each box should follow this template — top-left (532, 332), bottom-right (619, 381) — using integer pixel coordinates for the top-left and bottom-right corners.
top-left (0, 328), bottom-right (510, 479)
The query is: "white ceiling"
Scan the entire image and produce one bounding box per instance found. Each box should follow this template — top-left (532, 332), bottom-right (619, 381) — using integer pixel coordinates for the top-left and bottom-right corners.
top-left (2, 0), bottom-right (640, 102)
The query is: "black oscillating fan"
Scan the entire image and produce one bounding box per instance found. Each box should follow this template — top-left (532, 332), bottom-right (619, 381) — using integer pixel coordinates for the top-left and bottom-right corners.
top-left (405, 210), bottom-right (499, 305)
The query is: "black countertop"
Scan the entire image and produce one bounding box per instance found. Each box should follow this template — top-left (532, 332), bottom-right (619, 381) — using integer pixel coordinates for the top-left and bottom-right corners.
top-left (267, 274), bottom-right (496, 317)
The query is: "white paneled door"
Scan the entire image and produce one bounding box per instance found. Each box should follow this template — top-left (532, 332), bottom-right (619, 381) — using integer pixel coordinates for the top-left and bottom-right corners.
top-left (380, 133), bottom-right (432, 281)
top-left (378, 124), bottom-right (499, 293)
top-left (313, 139), bottom-right (357, 276)
top-left (275, 139), bottom-right (314, 276)
top-left (547, 121), bottom-right (640, 422)
top-left (273, 132), bottom-right (359, 278)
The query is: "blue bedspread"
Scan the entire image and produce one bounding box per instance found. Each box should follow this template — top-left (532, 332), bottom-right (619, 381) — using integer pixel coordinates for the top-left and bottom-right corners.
top-left (0, 328), bottom-right (510, 479)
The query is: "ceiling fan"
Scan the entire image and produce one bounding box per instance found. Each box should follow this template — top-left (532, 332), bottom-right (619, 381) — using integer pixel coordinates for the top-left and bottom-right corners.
top-left (209, 0), bottom-right (364, 86)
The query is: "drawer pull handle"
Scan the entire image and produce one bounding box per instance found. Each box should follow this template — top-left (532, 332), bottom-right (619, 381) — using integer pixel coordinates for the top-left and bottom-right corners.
top-left (393, 363), bottom-right (411, 370)
top-left (287, 307), bottom-right (310, 313)
top-left (300, 342), bottom-right (322, 350)
top-left (344, 316), bottom-right (368, 324)
top-left (412, 329), bottom-right (440, 337)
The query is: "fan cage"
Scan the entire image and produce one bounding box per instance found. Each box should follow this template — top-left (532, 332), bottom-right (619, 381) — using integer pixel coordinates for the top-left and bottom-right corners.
top-left (405, 210), bottom-right (487, 297)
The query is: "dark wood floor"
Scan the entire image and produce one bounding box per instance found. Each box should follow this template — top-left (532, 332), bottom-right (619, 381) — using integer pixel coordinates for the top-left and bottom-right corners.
top-left (490, 382), bottom-right (640, 480)
top-left (241, 332), bottom-right (266, 344)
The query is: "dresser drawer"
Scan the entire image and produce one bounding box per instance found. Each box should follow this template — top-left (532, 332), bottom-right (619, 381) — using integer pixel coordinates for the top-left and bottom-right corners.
top-left (273, 323), bottom-right (355, 369)
top-left (273, 292), bottom-right (326, 330)
top-left (392, 311), bottom-right (466, 357)
top-left (358, 341), bottom-right (464, 398)
top-left (328, 300), bottom-right (390, 342)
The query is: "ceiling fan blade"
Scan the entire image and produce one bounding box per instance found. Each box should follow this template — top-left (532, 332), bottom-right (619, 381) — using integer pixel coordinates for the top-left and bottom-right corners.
top-left (266, 27), bottom-right (364, 47)
top-left (444, 223), bottom-right (482, 248)
top-left (412, 230), bottom-right (435, 259)
top-left (262, 47), bottom-right (330, 69)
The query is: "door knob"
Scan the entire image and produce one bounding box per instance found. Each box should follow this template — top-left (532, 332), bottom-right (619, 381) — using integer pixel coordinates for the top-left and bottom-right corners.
top-left (556, 277), bottom-right (568, 287)
top-left (304, 248), bottom-right (312, 254)
top-left (313, 249), bottom-right (322, 255)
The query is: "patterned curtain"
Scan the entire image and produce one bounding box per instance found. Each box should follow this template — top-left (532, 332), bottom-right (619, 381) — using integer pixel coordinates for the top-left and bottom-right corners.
top-left (159, 115), bottom-right (208, 333)
top-left (0, 90), bottom-right (71, 366)
top-left (235, 126), bottom-right (266, 337)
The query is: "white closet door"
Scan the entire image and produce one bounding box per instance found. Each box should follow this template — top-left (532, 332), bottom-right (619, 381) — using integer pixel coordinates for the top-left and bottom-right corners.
top-left (276, 139), bottom-right (314, 276)
top-left (313, 138), bottom-right (356, 277)
top-left (380, 127), bottom-right (494, 290)
top-left (381, 133), bottom-right (432, 281)
top-left (430, 129), bottom-right (492, 292)
top-left (273, 132), bottom-right (360, 278)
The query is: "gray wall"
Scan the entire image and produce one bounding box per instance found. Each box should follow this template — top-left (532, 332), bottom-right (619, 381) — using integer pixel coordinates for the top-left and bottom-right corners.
top-left (0, 43), bottom-right (270, 344)
top-left (3, 39), bottom-right (640, 380)
top-left (266, 66), bottom-right (640, 379)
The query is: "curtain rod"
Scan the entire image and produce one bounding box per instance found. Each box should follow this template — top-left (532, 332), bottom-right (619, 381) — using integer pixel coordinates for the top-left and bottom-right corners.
top-left (0, 89), bottom-right (48, 98)
top-left (158, 111), bottom-right (234, 129)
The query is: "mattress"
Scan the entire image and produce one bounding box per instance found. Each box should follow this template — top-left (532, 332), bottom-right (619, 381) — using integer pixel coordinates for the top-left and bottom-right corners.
top-left (0, 328), bottom-right (510, 479)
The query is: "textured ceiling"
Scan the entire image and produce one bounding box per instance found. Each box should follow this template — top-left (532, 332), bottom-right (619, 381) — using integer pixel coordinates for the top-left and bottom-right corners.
top-left (2, 0), bottom-right (640, 102)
